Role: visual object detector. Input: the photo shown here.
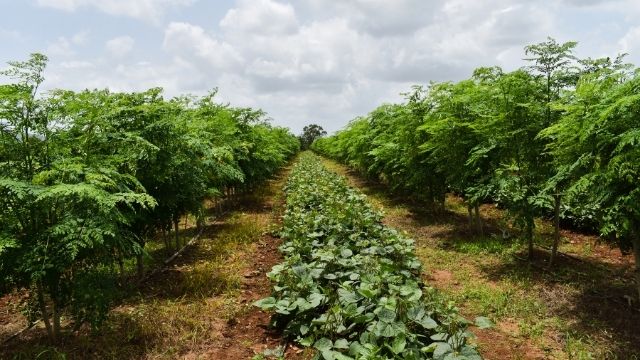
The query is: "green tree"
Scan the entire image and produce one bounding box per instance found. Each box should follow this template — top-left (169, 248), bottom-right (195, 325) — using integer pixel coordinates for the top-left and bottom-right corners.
top-left (524, 37), bottom-right (579, 265)
top-left (0, 54), bottom-right (155, 340)
top-left (0, 53), bottom-right (300, 341)
top-left (468, 69), bottom-right (548, 259)
top-left (299, 123), bottom-right (327, 150)
top-left (419, 78), bottom-right (490, 233)
top-left (315, 38), bottom-right (640, 301)
top-left (545, 65), bottom-right (640, 298)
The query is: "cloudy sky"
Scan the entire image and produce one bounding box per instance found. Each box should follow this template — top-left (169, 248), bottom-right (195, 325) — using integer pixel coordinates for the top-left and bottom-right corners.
top-left (1, 0), bottom-right (639, 133)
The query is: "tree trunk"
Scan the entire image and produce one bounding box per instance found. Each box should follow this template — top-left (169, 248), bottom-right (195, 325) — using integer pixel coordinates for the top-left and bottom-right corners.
top-left (162, 227), bottom-right (170, 254)
top-left (467, 205), bottom-right (473, 230)
top-left (196, 212), bottom-right (204, 232)
top-left (550, 194), bottom-right (561, 267)
top-left (52, 299), bottom-right (61, 340)
top-left (527, 217), bottom-right (534, 260)
top-left (118, 257), bottom-right (125, 278)
top-left (630, 226), bottom-right (640, 301)
top-left (136, 253), bottom-right (144, 279)
top-left (174, 217), bottom-right (180, 250)
top-left (37, 281), bottom-right (54, 342)
top-left (474, 203), bottom-right (483, 237)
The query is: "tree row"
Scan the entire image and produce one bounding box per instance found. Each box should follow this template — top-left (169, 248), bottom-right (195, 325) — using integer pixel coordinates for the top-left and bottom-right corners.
top-left (0, 53), bottom-right (299, 340)
top-left (313, 38), bottom-right (640, 300)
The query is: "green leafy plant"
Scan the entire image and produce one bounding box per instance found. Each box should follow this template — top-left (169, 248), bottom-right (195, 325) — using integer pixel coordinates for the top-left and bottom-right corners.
top-left (256, 154), bottom-right (481, 359)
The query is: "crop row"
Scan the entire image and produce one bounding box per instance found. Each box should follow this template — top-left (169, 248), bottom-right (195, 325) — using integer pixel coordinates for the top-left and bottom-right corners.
top-left (256, 153), bottom-right (487, 360)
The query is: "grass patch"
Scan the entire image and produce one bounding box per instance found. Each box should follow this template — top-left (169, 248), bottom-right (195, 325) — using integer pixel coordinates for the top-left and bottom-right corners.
top-left (445, 235), bottom-right (524, 255)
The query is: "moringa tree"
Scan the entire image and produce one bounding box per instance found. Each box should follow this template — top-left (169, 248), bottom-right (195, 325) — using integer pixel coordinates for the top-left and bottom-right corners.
top-left (0, 54), bottom-right (156, 340)
top-left (524, 37), bottom-right (579, 265)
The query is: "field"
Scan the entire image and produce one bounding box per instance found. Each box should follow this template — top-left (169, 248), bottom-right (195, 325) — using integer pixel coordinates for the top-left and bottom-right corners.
top-left (2, 36), bottom-right (640, 360)
top-left (3, 153), bottom-right (637, 359)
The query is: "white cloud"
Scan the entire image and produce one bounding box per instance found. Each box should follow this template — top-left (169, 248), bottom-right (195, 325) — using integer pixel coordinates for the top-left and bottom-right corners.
top-left (220, 0), bottom-right (298, 35)
top-left (35, 0), bottom-right (196, 22)
top-left (242, 18), bottom-right (374, 92)
top-left (36, 0), bottom-right (78, 11)
top-left (560, 0), bottom-right (623, 7)
top-left (59, 60), bottom-right (95, 69)
top-left (47, 37), bottom-right (74, 57)
top-left (71, 31), bottom-right (89, 45)
top-left (45, 31), bottom-right (89, 58)
top-left (619, 26), bottom-right (640, 54)
top-left (45, 58), bottom-right (201, 96)
top-left (163, 22), bottom-right (244, 70)
top-left (105, 36), bottom-right (135, 57)
top-left (305, 0), bottom-right (445, 37)
top-left (96, 0), bottom-right (557, 131)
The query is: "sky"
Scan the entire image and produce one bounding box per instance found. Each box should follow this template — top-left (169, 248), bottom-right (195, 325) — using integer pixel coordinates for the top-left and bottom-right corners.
top-left (1, 0), bottom-right (640, 134)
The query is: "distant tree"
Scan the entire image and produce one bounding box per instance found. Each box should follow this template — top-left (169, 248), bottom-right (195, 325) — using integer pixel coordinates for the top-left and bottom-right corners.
top-left (299, 124), bottom-right (327, 150)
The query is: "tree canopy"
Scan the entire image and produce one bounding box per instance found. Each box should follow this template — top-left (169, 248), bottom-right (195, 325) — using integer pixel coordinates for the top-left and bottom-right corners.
top-left (299, 123), bottom-right (327, 150)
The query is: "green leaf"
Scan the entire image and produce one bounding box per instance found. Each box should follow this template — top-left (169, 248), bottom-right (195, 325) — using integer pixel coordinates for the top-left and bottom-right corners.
top-left (299, 336), bottom-right (314, 347)
top-left (358, 288), bottom-right (376, 299)
top-left (458, 345), bottom-right (482, 360)
top-left (390, 334), bottom-right (406, 354)
top-left (374, 321), bottom-right (401, 337)
top-left (474, 316), bottom-right (493, 329)
top-left (431, 333), bottom-right (449, 341)
top-left (337, 288), bottom-right (359, 304)
top-left (334, 338), bottom-right (350, 349)
top-left (308, 292), bottom-right (325, 308)
top-left (340, 248), bottom-right (353, 258)
top-left (253, 297), bottom-right (276, 310)
top-left (377, 308), bottom-right (396, 323)
top-left (314, 337), bottom-right (333, 351)
top-left (433, 342), bottom-right (453, 360)
top-left (417, 315), bottom-right (439, 330)
top-left (407, 306), bottom-right (425, 321)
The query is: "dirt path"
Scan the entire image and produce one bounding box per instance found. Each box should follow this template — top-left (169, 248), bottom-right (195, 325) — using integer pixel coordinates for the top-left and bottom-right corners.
top-left (202, 233), bottom-right (285, 359)
top-left (320, 157), bottom-right (640, 360)
top-left (205, 162), bottom-right (307, 360)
